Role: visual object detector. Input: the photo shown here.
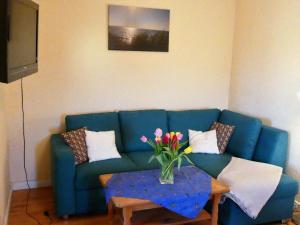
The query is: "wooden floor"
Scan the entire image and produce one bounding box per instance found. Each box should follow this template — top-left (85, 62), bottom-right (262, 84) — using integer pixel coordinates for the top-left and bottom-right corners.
top-left (7, 187), bottom-right (283, 225)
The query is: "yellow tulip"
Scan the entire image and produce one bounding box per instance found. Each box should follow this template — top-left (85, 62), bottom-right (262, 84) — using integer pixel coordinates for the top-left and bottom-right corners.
top-left (155, 137), bottom-right (162, 143)
top-left (170, 132), bottom-right (175, 139)
top-left (184, 146), bottom-right (192, 154)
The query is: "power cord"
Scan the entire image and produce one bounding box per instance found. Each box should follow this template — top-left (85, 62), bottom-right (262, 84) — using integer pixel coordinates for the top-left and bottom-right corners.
top-left (44, 211), bottom-right (52, 224)
top-left (21, 79), bottom-right (51, 225)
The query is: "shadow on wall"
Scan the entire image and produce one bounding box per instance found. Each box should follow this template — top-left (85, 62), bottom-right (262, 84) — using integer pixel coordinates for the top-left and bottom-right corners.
top-left (35, 115), bottom-right (66, 183)
top-left (286, 116), bottom-right (300, 191)
top-left (260, 117), bottom-right (272, 127)
top-left (35, 136), bottom-right (51, 182)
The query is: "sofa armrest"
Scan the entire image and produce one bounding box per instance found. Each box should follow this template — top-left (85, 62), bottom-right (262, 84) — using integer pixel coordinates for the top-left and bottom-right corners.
top-left (51, 134), bottom-right (76, 216)
top-left (253, 126), bottom-right (288, 171)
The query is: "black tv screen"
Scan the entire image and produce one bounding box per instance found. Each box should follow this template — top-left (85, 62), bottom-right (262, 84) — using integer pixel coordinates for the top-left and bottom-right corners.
top-left (0, 0), bottom-right (39, 83)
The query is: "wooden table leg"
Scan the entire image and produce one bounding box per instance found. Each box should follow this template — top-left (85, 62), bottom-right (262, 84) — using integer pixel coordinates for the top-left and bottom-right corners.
top-left (123, 207), bottom-right (133, 225)
top-left (108, 200), bottom-right (114, 225)
top-left (211, 194), bottom-right (222, 225)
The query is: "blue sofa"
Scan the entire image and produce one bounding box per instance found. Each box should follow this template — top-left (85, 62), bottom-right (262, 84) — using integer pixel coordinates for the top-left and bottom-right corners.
top-left (51, 109), bottom-right (298, 225)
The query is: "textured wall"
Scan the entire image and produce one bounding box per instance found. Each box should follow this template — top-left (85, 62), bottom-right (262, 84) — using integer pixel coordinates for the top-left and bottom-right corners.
top-left (0, 84), bottom-right (9, 223)
top-left (230, 0), bottom-right (300, 189)
top-left (5, 0), bottom-right (236, 187)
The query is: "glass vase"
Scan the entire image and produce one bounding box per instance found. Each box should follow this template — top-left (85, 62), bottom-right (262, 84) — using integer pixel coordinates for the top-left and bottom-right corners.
top-left (159, 163), bottom-right (174, 184)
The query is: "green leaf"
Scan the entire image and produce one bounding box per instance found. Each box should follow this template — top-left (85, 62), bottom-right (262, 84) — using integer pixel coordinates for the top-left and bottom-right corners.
top-left (148, 155), bottom-right (155, 163)
top-left (183, 155), bottom-right (194, 165)
top-left (163, 151), bottom-right (173, 158)
top-left (178, 140), bottom-right (188, 148)
top-left (155, 155), bottom-right (164, 166)
top-left (147, 140), bottom-right (156, 149)
top-left (177, 157), bottom-right (182, 170)
top-left (163, 146), bottom-right (171, 151)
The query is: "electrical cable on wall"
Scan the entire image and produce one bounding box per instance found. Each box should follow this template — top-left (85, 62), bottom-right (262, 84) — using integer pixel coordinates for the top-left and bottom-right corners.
top-left (21, 79), bottom-right (51, 225)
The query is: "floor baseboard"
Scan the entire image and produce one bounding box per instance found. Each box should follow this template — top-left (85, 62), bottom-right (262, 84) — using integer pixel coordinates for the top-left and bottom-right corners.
top-left (3, 189), bottom-right (12, 225)
top-left (11, 180), bottom-right (51, 191)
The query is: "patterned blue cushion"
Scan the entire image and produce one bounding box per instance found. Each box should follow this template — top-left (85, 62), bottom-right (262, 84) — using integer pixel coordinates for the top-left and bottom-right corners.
top-left (119, 110), bottom-right (168, 152)
top-left (218, 110), bottom-right (262, 159)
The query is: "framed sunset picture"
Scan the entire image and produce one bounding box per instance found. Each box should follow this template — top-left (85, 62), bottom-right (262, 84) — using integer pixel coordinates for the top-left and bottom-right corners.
top-left (108, 5), bottom-right (170, 52)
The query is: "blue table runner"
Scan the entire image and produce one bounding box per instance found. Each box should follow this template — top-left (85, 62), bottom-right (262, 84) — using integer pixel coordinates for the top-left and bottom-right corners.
top-left (105, 166), bottom-right (212, 219)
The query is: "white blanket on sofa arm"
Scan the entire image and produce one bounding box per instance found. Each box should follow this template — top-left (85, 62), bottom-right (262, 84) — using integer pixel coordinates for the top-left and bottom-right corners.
top-left (217, 157), bottom-right (282, 219)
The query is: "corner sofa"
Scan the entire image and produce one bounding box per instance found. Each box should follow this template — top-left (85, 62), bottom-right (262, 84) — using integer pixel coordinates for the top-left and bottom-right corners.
top-left (51, 109), bottom-right (298, 225)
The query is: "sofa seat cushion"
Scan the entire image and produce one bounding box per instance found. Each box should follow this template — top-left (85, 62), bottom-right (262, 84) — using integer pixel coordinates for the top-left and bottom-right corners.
top-left (218, 174), bottom-right (298, 225)
top-left (65, 112), bottom-right (123, 152)
top-left (126, 151), bottom-right (161, 170)
top-left (188, 153), bottom-right (232, 178)
top-left (270, 174), bottom-right (298, 200)
top-left (167, 109), bottom-right (220, 143)
top-left (119, 110), bottom-right (168, 152)
top-left (218, 110), bottom-right (262, 160)
top-left (190, 153), bottom-right (297, 197)
top-left (75, 153), bottom-right (138, 190)
top-left (190, 153), bottom-right (297, 199)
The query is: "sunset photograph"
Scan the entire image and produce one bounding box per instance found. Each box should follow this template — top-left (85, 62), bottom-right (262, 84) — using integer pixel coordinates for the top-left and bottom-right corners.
top-left (108, 5), bottom-right (170, 52)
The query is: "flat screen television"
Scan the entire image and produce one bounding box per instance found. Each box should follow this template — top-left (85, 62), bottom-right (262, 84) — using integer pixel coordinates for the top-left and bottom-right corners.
top-left (0, 0), bottom-right (39, 83)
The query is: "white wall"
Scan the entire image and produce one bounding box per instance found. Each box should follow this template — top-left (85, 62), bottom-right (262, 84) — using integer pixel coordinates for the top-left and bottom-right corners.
top-left (0, 84), bottom-right (10, 224)
top-left (5, 0), bottom-right (236, 187)
top-left (230, 0), bottom-right (300, 185)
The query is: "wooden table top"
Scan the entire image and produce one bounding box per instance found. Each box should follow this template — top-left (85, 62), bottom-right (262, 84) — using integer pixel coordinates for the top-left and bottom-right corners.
top-left (99, 172), bottom-right (229, 208)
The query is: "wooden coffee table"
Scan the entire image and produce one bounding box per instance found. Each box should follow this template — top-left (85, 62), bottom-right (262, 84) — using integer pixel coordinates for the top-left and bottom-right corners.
top-left (99, 173), bottom-right (229, 225)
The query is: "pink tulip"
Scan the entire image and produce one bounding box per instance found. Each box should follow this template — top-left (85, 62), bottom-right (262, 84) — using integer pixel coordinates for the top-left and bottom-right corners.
top-left (154, 128), bottom-right (163, 137)
top-left (177, 133), bottom-right (183, 141)
top-left (165, 133), bottom-right (170, 138)
top-left (140, 136), bottom-right (147, 143)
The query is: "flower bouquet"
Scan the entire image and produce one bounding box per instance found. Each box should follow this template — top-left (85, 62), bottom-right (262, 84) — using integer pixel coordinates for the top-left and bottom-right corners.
top-left (140, 128), bottom-right (193, 184)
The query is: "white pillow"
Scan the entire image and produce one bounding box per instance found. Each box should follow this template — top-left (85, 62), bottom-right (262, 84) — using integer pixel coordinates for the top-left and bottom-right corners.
top-left (188, 129), bottom-right (220, 154)
top-left (85, 130), bottom-right (121, 163)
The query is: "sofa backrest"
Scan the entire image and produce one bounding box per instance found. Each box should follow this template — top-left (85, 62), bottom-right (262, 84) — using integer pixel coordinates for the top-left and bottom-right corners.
top-left (167, 109), bottom-right (221, 143)
top-left (119, 110), bottom-right (168, 152)
top-left (218, 110), bottom-right (262, 160)
top-left (64, 109), bottom-right (288, 169)
top-left (65, 112), bottom-right (124, 152)
top-left (253, 126), bottom-right (288, 170)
